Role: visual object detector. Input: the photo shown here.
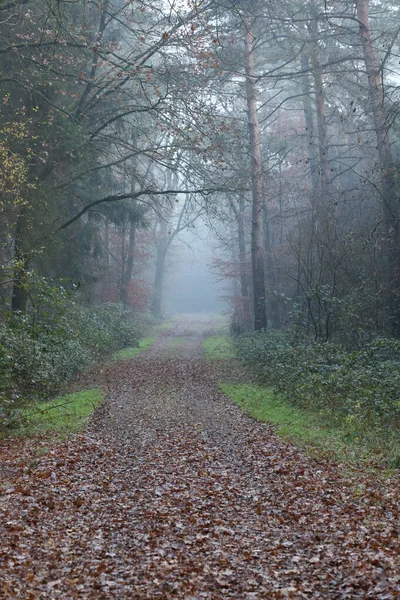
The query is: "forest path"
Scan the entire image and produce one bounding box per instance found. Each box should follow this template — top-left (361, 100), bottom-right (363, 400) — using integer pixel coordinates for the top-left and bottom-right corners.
top-left (1, 315), bottom-right (400, 599)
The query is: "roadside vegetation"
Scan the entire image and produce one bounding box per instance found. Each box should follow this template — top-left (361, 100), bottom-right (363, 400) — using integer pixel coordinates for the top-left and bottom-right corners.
top-left (231, 330), bottom-right (400, 466)
top-left (220, 384), bottom-right (376, 465)
top-left (0, 279), bottom-right (149, 433)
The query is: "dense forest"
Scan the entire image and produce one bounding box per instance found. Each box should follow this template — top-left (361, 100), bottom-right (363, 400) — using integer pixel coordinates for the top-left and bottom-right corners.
top-left (1, 0), bottom-right (400, 413)
top-left (2, 2), bottom-right (400, 597)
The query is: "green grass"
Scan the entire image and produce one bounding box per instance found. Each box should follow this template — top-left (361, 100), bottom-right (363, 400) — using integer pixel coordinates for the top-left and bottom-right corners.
top-left (112, 337), bottom-right (156, 360)
top-left (220, 383), bottom-right (374, 463)
top-left (203, 336), bottom-right (235, 360)
top-left (20, 388), bottom-right (104, 435)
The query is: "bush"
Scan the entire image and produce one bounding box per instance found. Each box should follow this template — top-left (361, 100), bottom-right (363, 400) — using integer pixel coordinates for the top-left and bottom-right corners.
top-left (0, 282), bottom-right (145, 427)
top-left (235, 331), bottom-right (400, 447)
top-left (80, 302), bottom-right (141, 353)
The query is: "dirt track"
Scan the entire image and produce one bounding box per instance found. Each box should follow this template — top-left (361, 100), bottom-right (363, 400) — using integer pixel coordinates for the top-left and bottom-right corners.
top-left (1, 315), bottom-right (399, 599)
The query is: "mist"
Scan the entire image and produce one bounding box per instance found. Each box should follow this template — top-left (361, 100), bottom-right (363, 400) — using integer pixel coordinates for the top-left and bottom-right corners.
top-left (165, 225), bottom-right (225, 315)
top-left (1, 0), bottom-right (399, 338)
top-left (2, 2), bottom-right (400, 595)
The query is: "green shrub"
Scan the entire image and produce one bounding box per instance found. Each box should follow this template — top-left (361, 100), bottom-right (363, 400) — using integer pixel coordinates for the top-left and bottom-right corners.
top-left (0, 282), bottom-right (145, 427)
top-left (235, 331), bottom-right (400, 448)
top-left (80, 302), bottom-right (141, 353)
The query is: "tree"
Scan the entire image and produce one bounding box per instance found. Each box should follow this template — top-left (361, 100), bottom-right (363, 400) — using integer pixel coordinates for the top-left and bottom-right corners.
top-left (355, 0), bottom-right (399, 335)
top-left (244, 15), bottom-right (268, 331)
top-left (151, 169), bottom-right (204, 319)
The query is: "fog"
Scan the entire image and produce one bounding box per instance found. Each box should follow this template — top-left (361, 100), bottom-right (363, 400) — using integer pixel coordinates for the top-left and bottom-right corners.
top-left (1, 0), bottom-right (400, 339)
top-left (165, 226), bottom-right (225, 315)
top-left (2, 1), bottom-right (400, 591)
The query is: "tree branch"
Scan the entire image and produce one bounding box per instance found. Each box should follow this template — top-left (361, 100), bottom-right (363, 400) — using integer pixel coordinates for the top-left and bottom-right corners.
top-left (0, 41), bottom-right (88, 54)
top-left (59, 187), bottom-right (239, 231)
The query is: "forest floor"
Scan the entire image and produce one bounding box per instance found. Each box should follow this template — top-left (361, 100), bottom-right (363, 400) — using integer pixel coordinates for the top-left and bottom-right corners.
top-left (1, 315), bottom-right (400, 599)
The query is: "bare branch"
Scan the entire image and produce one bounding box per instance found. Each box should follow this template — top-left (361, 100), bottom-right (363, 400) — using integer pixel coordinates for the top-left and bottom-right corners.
top-left (59, 187), bottom-right (242, 231)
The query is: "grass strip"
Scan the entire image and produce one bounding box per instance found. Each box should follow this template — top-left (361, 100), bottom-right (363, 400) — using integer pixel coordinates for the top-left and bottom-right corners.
top-left (220, 383), bottom-right (379, 465)
top-left (20, 388), bottom-right (104, 435)
top-left (112, 337), bottom-right (156, 360)
top-left (203, 336), bottom-right (235, 360)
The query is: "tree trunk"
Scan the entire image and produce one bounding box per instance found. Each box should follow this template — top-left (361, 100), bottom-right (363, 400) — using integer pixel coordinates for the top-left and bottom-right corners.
top-left (238, 196), bottom-right (249, 299)
top-left (309, 20), bottom-right (330, 202)
top-left (244, 18), bottom-right (267, 331)
top-left (356, 0), bottom-right (400, 335)
top-left (300, 52), bottom-right (319, 329)
top-left (101, 217), bottom-right (111, 302)
top-left (300, 54), bottom-right (319, 194)
top-left (120, 218), bottom-right (136, 306)
top-left (263, 196), bottom-right (280, 328)
top-left (306, 23), bottom-right (337, 340)
top-left (150, 172), bottom-right (180, 319)
top-left (151, 239), bottom-right (167, 319)
top-left (151, 200), bottom-right (170, 319)
top-left (237, 195), bottom-right (252, 330)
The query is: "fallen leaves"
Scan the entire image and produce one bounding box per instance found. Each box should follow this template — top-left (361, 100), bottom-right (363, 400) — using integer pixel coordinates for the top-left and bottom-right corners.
top-left (0, 317), bottom-right (400, 598)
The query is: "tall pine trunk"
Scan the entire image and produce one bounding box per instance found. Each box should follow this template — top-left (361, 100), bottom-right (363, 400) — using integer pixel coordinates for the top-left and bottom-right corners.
top-left (300, 54), bottom-right (319, 194)
top-left (120, 218), bottom-right (136, 306)
top-left (244, 18), bottom-right (267, 331)
top-left (309, 20), bottom-right (330, 203)
top-left (356, 0), bottom-right (400, 335)
top-left (238, 196), bottom-right (250, 300)
top-left (151, 239), bottom-right (167, 319)
top-left (238, 195), bottom-right (252, 330)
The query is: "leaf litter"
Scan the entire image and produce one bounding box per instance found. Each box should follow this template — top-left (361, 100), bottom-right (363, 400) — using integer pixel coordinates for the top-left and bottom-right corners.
top-left (1, 316), bottom-right (400, 599)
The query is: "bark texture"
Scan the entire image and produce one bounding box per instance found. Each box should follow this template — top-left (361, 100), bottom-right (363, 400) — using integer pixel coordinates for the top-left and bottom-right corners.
top-left (244, 18), bottom-right (267, 331)
top-left (120, 218), bottom-right (136, 306)
top-left (309, 20), bottom-right (330, 202)
top-left (300, 54), bottom-right (319, 195)
top-left (356, 0), bottom-right (400, 335)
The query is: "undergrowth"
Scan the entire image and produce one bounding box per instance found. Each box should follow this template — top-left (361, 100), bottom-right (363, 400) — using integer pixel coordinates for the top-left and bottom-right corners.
top-left (0, 279), bottom-right (148, 429)
top-left (234, 331), bottom-right (400, 466)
